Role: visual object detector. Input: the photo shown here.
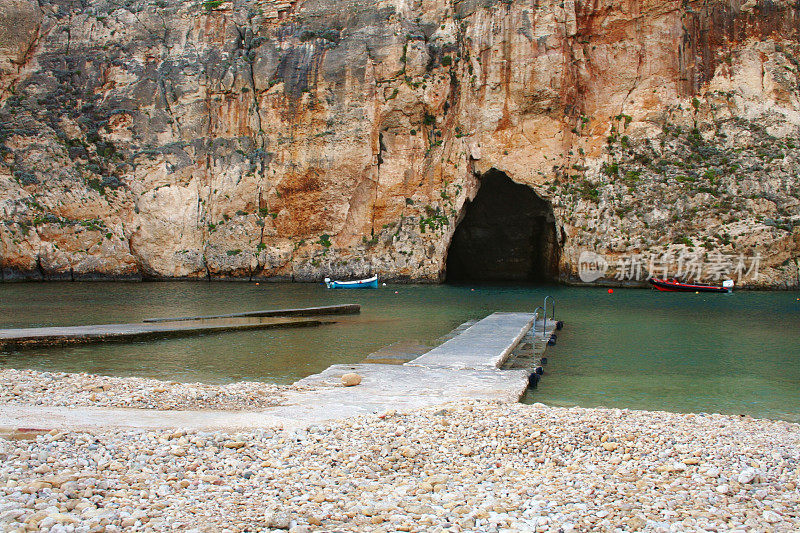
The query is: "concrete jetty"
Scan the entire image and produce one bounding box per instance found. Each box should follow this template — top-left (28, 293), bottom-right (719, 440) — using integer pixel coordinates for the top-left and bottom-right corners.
top-left (142, 304), bottom-right (360, 323)
top-left (0, 309), bottom-right (560, 431)
top-left (0, 304), bottom-right (360, 350)
top-left (0, 317), bottom-right (328, 350)
top-left (407, 312), bottom-right (536, 370)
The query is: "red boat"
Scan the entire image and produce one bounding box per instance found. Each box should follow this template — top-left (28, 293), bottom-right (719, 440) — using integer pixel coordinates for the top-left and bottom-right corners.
top-left (649, 278), bottom-right (733, 293)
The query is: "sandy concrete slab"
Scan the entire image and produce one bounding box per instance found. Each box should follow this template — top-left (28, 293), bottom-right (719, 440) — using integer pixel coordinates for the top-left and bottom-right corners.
top-left (275, 363), bottom-right (531, 426)
top-left (0, 364), bottom-right (531, 432)
top-left (0, 403), bottom-right (287, 432)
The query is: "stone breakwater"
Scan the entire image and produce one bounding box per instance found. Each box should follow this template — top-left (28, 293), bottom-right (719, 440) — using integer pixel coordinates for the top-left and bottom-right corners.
top-left (0, 369), bottom-right (313, 411)
top-left (0, 401), bottom-right (798, 532)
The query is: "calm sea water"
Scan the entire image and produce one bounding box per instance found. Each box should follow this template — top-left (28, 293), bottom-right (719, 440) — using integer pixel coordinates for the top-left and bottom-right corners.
top-left (1, 282), bottom-right (798, 421)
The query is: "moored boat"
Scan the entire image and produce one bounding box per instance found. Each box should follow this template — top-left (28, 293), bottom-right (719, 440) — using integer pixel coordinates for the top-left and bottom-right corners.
top-left (649, 278), bottom-right (734, 293)
top-left (324, 275), bottom-right (379, 289)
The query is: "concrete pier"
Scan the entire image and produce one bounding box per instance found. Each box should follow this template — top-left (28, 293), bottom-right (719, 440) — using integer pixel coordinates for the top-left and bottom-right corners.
top-left (0, 304), bottom-right (360, 350)
top-left (0, 310), bottom-right (560, 431)
top-left (406, 312), bottom-right (536, 370)
top-left (142, 304), bottom-right (360, 323)
top-left (0, 317), bottom-right (328, 350)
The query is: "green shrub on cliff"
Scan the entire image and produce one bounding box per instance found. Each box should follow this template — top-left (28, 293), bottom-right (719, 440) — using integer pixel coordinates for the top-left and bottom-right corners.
top-left (203, 0), bottom-right (226, 11)
top-left (579, 181), bottom-right (600, 202)
top-left (601, 162), bottom-right (619, 177)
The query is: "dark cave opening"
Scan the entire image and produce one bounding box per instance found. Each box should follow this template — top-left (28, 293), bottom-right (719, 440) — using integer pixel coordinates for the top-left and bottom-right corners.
top-left (445, 169), bottom-right (561, 283)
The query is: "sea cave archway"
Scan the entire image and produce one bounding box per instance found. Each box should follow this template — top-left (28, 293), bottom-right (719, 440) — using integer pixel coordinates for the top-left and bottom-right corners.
top-left (445, 169), bottom-right (561, 283)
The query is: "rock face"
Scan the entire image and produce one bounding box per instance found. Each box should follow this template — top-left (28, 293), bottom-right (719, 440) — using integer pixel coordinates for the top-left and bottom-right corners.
top-left (0, 0), bottom-right (798, 287)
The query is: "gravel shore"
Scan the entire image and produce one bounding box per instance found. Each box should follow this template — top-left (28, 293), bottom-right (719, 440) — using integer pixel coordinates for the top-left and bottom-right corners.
top-left (1, 400), bottom-right (797, 532)
top-left (0, 369), bottom-right (310, 411)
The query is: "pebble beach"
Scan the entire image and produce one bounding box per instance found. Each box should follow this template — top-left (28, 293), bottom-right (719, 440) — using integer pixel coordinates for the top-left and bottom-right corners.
top-left (1, 388), bottom-right (798, 532)
top-left (0, 369), bottom-right (308, 411)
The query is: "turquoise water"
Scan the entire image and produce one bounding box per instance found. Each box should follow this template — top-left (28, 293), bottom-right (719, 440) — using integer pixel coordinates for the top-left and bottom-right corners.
top-left (1, 282), bottom-right (798, 421)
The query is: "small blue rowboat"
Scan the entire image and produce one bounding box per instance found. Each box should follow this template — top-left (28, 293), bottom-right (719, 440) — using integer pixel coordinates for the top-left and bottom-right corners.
top-left (324, 275), bottom-right (378, 289)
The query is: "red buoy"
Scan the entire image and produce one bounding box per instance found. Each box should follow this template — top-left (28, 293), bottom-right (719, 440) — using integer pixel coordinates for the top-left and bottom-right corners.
top-left (608, 288), bottom-right (614, 294)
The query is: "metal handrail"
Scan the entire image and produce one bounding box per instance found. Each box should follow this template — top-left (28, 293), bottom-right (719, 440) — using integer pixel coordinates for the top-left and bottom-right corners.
top-left (544, 295), bottom-right (555, 322)
top-left (532, 306), bottom-right (545, 340)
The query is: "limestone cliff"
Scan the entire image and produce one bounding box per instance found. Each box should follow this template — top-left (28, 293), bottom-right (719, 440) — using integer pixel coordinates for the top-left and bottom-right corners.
top-left (1, 0), bottom-right (798, 287)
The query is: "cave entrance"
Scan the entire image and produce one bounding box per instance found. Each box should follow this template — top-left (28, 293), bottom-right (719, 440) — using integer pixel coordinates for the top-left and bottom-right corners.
top-left (446, 169), bottom-right (560, 283)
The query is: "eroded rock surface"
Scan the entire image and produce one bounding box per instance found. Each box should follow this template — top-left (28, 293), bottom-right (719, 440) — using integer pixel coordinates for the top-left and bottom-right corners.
top-left (0, 0), bottom-right (798, 286)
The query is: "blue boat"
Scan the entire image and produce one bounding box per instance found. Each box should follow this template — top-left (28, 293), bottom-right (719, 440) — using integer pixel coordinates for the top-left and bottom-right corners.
top-left (324, 275), bottom-right (379, 289)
